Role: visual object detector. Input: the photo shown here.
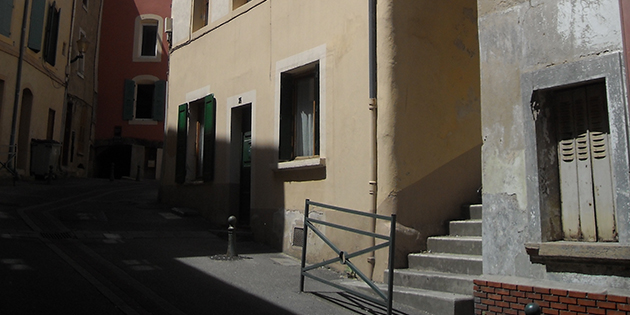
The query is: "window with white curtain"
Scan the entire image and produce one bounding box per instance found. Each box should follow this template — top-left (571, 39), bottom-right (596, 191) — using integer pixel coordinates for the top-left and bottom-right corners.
top-left (279, 62), bottom-right (319, 161)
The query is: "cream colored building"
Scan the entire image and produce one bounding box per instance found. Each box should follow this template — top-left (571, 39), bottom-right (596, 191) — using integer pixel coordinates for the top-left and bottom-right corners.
top-left (63, 0), bottom-right (102, 178)
top-left (0, 0), bottom-right (75, 179)
top-left (161, 0), bottom-right (481, 281)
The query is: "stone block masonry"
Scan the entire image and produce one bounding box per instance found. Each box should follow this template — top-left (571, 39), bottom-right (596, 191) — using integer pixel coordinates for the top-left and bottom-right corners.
top-left (473, 279), bottom-right (630, 315)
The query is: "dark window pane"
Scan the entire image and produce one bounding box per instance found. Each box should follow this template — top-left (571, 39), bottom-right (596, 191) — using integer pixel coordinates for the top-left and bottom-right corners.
top-left (141, 24), bottom-right (157, 56)
top-left (43, 4), bottom-right (60, 65)
top-left (136, 84), bottom-right (155, 119)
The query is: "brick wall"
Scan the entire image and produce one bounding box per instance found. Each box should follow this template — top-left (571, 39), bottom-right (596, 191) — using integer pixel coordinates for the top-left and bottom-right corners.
top-left (474, 279), bottom-right (630, 315)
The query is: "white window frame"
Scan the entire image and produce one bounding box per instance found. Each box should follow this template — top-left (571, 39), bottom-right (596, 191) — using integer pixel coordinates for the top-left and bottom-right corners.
top-left (133, 14), bottom-right (163, 62)
top-left (274, 45), bottom-right (327, 170)
top-left (129, 75), bottom-right (159, 125)
top-left (76, 29), bottom-right (86, 78)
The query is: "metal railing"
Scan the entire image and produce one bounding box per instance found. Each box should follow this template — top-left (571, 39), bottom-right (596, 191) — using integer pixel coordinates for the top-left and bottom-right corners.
top-left (299, 199), bottom-right (396, 315)
top-left (0, 145), bottom-right (18, 178)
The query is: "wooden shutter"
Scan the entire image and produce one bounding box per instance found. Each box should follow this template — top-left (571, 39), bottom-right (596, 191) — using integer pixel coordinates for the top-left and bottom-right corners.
top-left (175, 104), bottom-right (188, 184)
top-left (202, 95), bottom-right (216, 181)
top-left (27, 0), bottom-right (46, 52)
top-left (0, 0), bottom-right (13, 37)
top-left (556, 83), bottom-right (616, 242)
top-left (122, 79), bottom-right (135, 120)
top-left (43, 3), bottom-right (60, 65)
top-left (279, 73), bottom-right (294, 161)
top-left (556, 90), bottom-right (582, 240)
top-left (152, 80), bottom-right (166, 121)
top-left (586, 83), bottom-right (616, 241)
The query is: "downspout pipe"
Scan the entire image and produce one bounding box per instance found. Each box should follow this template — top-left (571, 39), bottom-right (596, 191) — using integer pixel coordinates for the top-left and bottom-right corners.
top-left (60, 0), bottom-right (79, 172)
top-left (8, 0), bottom-right (30, 174)
top-left (368, 0), bottom-right (378, 280)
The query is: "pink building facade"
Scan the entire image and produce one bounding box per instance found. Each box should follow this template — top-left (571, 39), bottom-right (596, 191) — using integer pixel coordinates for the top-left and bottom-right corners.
top-left (95, 0), bottom-right (170, 179)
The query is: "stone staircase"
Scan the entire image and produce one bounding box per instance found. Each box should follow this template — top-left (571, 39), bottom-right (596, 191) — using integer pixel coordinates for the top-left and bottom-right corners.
top-left (342, 204), bottom-right (482, 315)
top-left (384, 204), bottom-right (482, 314)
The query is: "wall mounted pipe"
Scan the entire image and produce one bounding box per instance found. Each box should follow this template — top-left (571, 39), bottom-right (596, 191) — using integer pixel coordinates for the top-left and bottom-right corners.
top-left (8, 0), bottom-right (30, 173)
top-left (368, 0), bottom-right (378, 280)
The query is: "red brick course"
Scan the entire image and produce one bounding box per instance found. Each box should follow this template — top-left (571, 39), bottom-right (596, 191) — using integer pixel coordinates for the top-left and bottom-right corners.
top-left (474, 280), bottom-right (630, 315)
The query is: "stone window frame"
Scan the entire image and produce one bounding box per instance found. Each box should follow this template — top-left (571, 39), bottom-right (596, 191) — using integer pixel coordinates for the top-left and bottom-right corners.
top-left (273, 45), bottom-right (327, 171)
top-left (521, 52), bottom-right (630, 263)
top-left (133, 14), bottom-right (163, 63)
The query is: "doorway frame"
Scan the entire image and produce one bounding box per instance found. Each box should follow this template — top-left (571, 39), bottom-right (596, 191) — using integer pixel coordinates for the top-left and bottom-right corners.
top-left (227, 90), bottom-right (257, 225)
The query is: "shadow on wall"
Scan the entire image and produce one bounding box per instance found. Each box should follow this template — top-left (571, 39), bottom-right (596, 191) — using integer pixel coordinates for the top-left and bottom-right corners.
top-left (392, 144), bottom-right (481, 268)
top-left (158, 125), bottom-right (288, 251)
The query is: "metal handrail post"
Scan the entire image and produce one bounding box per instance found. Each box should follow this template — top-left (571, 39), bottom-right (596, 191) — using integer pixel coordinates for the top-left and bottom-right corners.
top-left (299, 199), bottom-right (310, 292)
top-left (387, 214), bottom-right (396, 315)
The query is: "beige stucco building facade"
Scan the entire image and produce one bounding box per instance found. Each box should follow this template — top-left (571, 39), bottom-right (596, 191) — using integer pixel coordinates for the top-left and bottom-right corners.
top-left (1, 0), bottom-right (78, 179)
top-left (161, 0), bottom-right (481, 281)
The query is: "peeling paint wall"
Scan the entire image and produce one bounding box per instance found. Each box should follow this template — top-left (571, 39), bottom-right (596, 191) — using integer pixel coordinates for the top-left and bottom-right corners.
top-left (479, 0), bottom-right (630, 290)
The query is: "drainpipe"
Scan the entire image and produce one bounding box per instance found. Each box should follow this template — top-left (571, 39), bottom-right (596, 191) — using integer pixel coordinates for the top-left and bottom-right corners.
top-left (60, 0), bottom-right (79, 172)
top-left (368, 0), bottom-right (378, 280)
top-left (8, 0), bottom-right (30, 173)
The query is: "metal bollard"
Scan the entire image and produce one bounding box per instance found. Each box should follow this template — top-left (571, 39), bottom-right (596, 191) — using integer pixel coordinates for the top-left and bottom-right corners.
top-left (110, 162), bottom-right (115, 181)
top-left (136, 164), bottom-right (141, 181)
top-left (525, 303), bottom-right (541, 315)
top-left (227, 216), bottom-right (237, 258)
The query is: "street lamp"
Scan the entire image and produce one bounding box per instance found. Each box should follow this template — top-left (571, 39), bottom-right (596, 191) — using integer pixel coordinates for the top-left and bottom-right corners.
top-left (70, 35), bottom-right (89, 63)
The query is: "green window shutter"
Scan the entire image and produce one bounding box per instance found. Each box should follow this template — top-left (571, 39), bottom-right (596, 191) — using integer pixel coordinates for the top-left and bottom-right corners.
top-left (175, 104), bottom-right (188, 184)
top-left (0, 0), bottom-right (13, 37)
top-left (27, 0), bottom-right (46, 52)
top-left (152, 80), bottom-right (166, 121)
top-left (122, 79), bottom-right (135, 120)
top-left (202, 94), bottom-right (216, 182)
top-left (279, 73), bottom-right (294, 161)
top-left (43, 3), bottom-right (60, 65)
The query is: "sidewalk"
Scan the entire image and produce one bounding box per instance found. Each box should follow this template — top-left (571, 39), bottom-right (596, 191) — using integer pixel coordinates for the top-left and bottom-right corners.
top-left (0, 177), bottom-right (423, 315)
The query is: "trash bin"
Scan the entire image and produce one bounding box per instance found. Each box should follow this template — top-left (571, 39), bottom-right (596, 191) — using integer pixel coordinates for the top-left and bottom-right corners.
top-left (30, 139), bottom-right (61, 177)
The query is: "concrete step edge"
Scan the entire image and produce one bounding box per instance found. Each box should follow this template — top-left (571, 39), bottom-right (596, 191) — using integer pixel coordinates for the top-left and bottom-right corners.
top-left (450, 219), bottom-right (482, 224)
top-left (409, 252), bottom-right (482, 260)
top-left (337, 279), bottom-right (474, 315)
top-left (386, 269), bottom-right (477, 295)
top-left (408, 253), bottom-right (483, 275)
top-left (390, 269), bottom-right (480, 281)
top-left (428, 236), bottom-right (482, 241)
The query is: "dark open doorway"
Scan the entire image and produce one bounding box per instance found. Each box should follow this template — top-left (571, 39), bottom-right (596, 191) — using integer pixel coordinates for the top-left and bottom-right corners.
top-left (231, 105), bottom-right (251, 226)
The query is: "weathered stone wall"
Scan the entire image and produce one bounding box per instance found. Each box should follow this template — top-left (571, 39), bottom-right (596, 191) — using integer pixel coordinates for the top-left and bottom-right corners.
top-left (478, 0), bottom-right (630, 290)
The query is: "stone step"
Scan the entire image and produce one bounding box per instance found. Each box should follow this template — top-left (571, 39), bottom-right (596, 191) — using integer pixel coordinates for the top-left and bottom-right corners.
top-left (449, 219), bottom-right (482, 236)
top-left (385, 269), bottom-right (477, 296)
top-left (408, 253), bottom-right (482, 275)
top-left (463, 204), bottom-right (482, 220)
top-left (338, 279), bottom-right (473, 315)
top-left (427, 236), bottom-right (482, 255)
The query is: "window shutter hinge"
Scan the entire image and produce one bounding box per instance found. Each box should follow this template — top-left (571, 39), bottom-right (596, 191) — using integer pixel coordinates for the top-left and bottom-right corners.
top-left (369, 98), bottom-right (377, 111)
top-left (369, 180), bottom-right (377, 195)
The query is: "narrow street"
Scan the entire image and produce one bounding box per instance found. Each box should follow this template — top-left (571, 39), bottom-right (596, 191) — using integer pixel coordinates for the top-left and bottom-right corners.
top-left (0, 178), bottom-right (418, 315)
